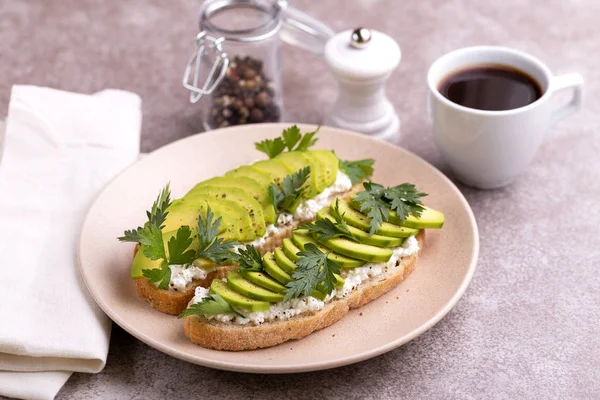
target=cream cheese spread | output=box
[192,235,420,325]
[167,264,215,291]
[293,171,353,221]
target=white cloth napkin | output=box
[0,86,142,400]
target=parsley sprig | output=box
[298,199,358,242]
[178,293,237,318]
[235,245,264,273]
[338,158,374,184]
[269,166,311,215]
[140,205,238,289]
[118,184,172,243]
[195,206,239,264]
[119,184,239,289]
[284,243,341,301]
[354,182,427,234]
[255,125,319,158]
[138,225,197,290]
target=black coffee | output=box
[438,64,542,111]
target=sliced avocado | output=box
[131,230,198,279]
[300,151,328,194]
[185,185,266,237]
[274,247,297,274]
[210,279,270,312]
[275,152,318,197]
[309,150,339,187]
[338,200,418,238]
[292,231,365,269]
[316,209,405,248]
[252,159,293,186]
[226,270,284,302]
[392,206,445,229]
[282,238,302,262]
[262,251,292,285]
[322,238,393,263]
[188,176,276,224]
[225,165,275,187]
[163,196,255,242]
[262,252,327,300]
[242,270,287,294]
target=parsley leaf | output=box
[140,223,187,290]
[167,225,196,265]
[118,183,172,243]
[269,167,311,214]
[143,260,171,290]
[383,183,427,223]
[339,158,375,184]
[282,125,302,151]
[139,224,167,260]
[354,181,427,234]
[147,184,172,229]
[178,293,236,318]
[298,219,353,242]
[118,229,142,243]
[195,205,239,264]
[235,245,264,272]
[284,243,341,301]
[255,125,320,158]
[299,199,358,242]
[294,126,319,151]
[255,137,286,158]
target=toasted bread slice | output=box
[183,231,424,351]
[133,184,363,315]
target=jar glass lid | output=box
[199,0,282,42]
[198,0,334,52]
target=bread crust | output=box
[183,231,424,350]
[132,184,362,315]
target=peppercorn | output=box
[255,91,271,108]
[250,108,263,122]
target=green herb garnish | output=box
[235,245,264,272]
[284,243,341,301]
[338,158,375,184]
[142,205,238,288]
[118,184,238,289]
[255,125,320,158]
[298,199,357,242]
[268,166,311,215]
[118,184,172,243]
[195,206,239,264]
[354,182,427,234]
[178,293,237,318]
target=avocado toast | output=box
[180,182,445,351]
[119,126,373,315]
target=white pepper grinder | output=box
[324,28,401,141]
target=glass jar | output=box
[183,0,334,131]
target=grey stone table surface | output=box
[2,0,599,398]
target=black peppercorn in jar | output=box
[183,0,336,131]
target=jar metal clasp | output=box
[182,32,230,104]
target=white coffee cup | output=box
[427,46,583,189]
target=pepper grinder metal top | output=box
[325,28,401,141]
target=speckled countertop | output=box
[1,0,599,398]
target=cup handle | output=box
[549,73,584,126]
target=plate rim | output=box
[78,123,479,373]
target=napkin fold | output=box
[0,86,141,400]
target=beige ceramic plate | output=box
[79,123,478,373]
